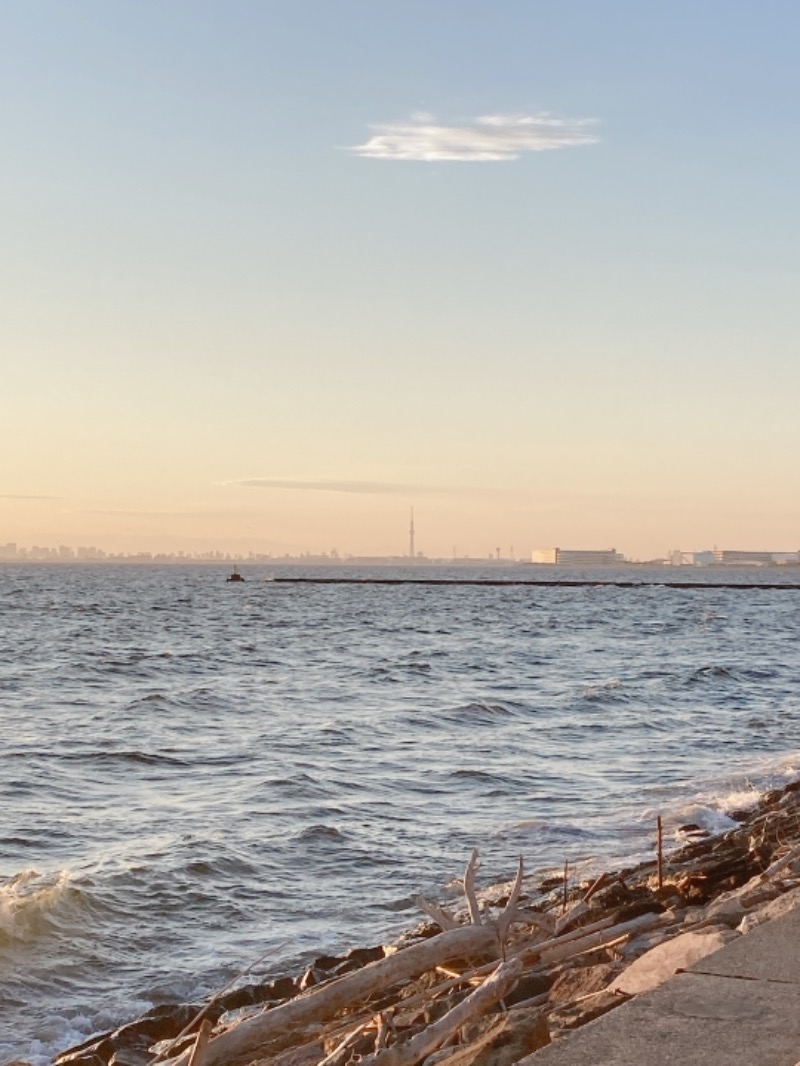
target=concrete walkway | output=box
[520,902,800,1066]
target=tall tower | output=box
[409,507,415,560]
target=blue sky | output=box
[2,1,799,558]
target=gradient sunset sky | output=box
[3,1,799,560]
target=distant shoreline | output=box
[4,558,800,572]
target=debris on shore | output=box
[52,780,800,1066]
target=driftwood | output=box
[186,1021,212,1066]
[315,1022,370,1066]
[533,911,667,967]
[756,843,800,883]
[175,855,525,1066]
[356,958,523,1066]
[176,925,498,1066]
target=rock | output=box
[334,945,387,973]
[116,1003,207,1044]
[435,1007,550,1066]
[737,883,800,932]
[611,899,666,923]
[108,1050,151,1066]
[269,975,301,1000]
[588,881,637,912]
[704,875,782,926]
[728,808,752,822]
[311,953,344,971]
[547,962,620,1004]
[617,922,683,961]
[547,988,627,1031]
[299,965,327,989]
[218,975,300,1012]
[678,823,710,838]
[609,926,739,996]
[704,895,748,926]
[54,1039,115,1066]
[503,972,554,1007]
[53,1004,206,1066]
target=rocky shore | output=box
[48,780,800,1066]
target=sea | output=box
[3,562,800,1064]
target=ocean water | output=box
[3,562,800,1063]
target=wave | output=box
[295,825,345,843]
[0,869,78,944]
[49,750,190,767]
[578,677,627,702]
[683,664,737,685]
[441,701,521,725]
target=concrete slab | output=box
[688,903,800,983]
[519,971,800,1066]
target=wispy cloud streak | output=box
[236,478,433,495]
[351,112,599,162]
[0,493,60,500]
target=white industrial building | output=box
[531,548,624,566]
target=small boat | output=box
[226,566,245,583]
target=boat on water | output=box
[226,566,245,582]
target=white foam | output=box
[0,868,73,941]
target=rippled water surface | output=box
[3,563,800,1062]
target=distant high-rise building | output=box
[409,508,415,559]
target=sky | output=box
[2,0,800,560]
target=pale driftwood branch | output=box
[186,1021,212,1066]
[356,958,524,1066]
[419,912,620,998]
[174,923,501,1066]
[419,1048,459,1066]
[495,857,524,941]
[414,895,461,932]
[513,913,616,960]
[757,843,800,882]
[463,849,482,925]
[315,1021,369,1066]
[532,911,669,968]
[375,1012,395,1052]
[392,965,492,1018]
[418,851,524,936]
[582,872,610,902]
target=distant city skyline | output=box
[3,538,800,567]
[3,3,799,557]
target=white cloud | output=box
[350,112,599,162]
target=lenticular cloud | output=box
[351,112,599,162]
